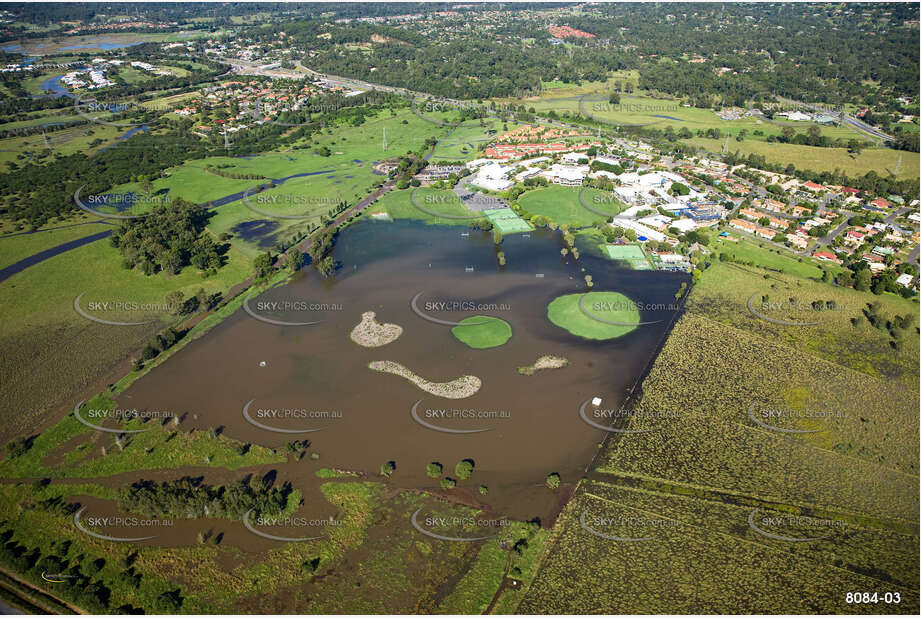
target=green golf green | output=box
[450,315,513,349]
[547,292,640,340]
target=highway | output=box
[776,96,895,143]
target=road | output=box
[776,96,895,143]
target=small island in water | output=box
[368,360,481,399]
[350,311,403,347]
[518,355,569,376]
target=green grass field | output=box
[547,291,640,340]
[517,185,624,228]
[511,86,866,142]
[450,315,513,349]
[369,187,485,226]
[713,235,840,278]
[0,218,112,269]
[0,226,252,443]
[691,137,919,180]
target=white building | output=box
[777,110,811,122]
[547,164,587,186]
[669,218,697,233]
[561,151,590,165]
[470,163,513,192]
[593,155,621,168]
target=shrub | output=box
[455,459,475,480]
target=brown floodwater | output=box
[114,220,688,544]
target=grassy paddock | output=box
[547,291,640,340]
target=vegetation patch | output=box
[450,315,512,349]
[547,292,640,340]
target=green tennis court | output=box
[603,243,652,270]
[483,207,533,234]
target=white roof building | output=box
[561,151,590,164]
[638,214,673,230]
[547,164,588,186]
[471,163,513,192]
[778,110,811,121]
[669,218,697,233]
[594,155,621,168]
[896,273,915,287]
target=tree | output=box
[608,92,620,105]
[854,268,872,291]
[455,459,475,481]
[253,252,274,278]
[287,248,305,272]
[545,473,560,490]
[426,462,443,478]
[440,477,456,490]
[380,461,396,477]
[165,290,184,315]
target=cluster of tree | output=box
[308,227,338,277]
[117,475,293,520]
[139,326,185,364]
[852,301,918,349]
[204,165,266,180]
[0,527,162,613]
[110,198,225,275]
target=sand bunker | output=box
[517,355,569,376]
[350,311,403,347]
[368,361,481,399]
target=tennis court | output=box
[603,243,652,270]
[483,207,533,234]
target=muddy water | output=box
[117,220,688,537]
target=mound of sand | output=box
[350,311,403,347]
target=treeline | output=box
[110,198,225,275]
[118,475,293,520]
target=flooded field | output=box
[113,220,688,542]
